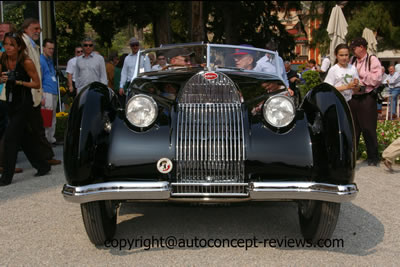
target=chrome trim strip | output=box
[62,182,357,204]
[250,182,358,203]
[62,182,170,203]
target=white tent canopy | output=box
[327,5,348,65]
[362,28,378,55]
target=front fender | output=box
[63,82,118,185]
[302,83,356,184]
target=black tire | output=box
[80,200,118,245]
[298,200,340,244]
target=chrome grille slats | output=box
[174,71,246,196]
[171,183,248,197]
[176,102,245,184]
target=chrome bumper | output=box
[62,181,358,204]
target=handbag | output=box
[370,85,385,104]
[41,108,53,127]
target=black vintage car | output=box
[62,44,358,246]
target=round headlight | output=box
[126,94,158,128]
[263,95,295,128]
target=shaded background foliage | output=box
[55,1,302,64]
[310,1,400,55]
[52,1,400,64]
[55,2,87,65]
[204,1,299,59]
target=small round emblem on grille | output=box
[203,72,218,80]
[157,158,173,174]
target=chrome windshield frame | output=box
[135,43,284,83]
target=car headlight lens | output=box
[263,95,295,128]
[126,94,158,128]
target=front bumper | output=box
[62,181,358,204]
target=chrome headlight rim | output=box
[125,94,158,128]
[262,94,295,128]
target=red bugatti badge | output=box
[157,158,173,174]
[203,72,218,80]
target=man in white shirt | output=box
[319,56,331,80]
[119,37,151,97]
[320,56,331,72]
[66,46,83,96]
[385,65,400,118]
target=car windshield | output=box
[137,44,282,78]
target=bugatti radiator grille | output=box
[176,103,245,184]
[174,71,246,196]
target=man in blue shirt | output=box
[40,39,59,144]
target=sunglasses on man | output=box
[83,44,93,47]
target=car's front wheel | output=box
[80,200,118,245]
[298,200,340,244]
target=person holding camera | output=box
[0,32,50,186]
[0,22,23,175]
[349,37,382,166]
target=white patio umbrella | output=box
[362,27,378,55]
[327,5,348,65]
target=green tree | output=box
[55,1,88,64]
[79,1,302,57]
[3,2,25,28]
[346,2,400,51]
[204,1,302,59]
[298,70,321,97]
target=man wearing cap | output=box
[233,45,256,70]
[75,37,107,94]
[166,48,194,67]
[349,37,382,166]
[119,37,151,97]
